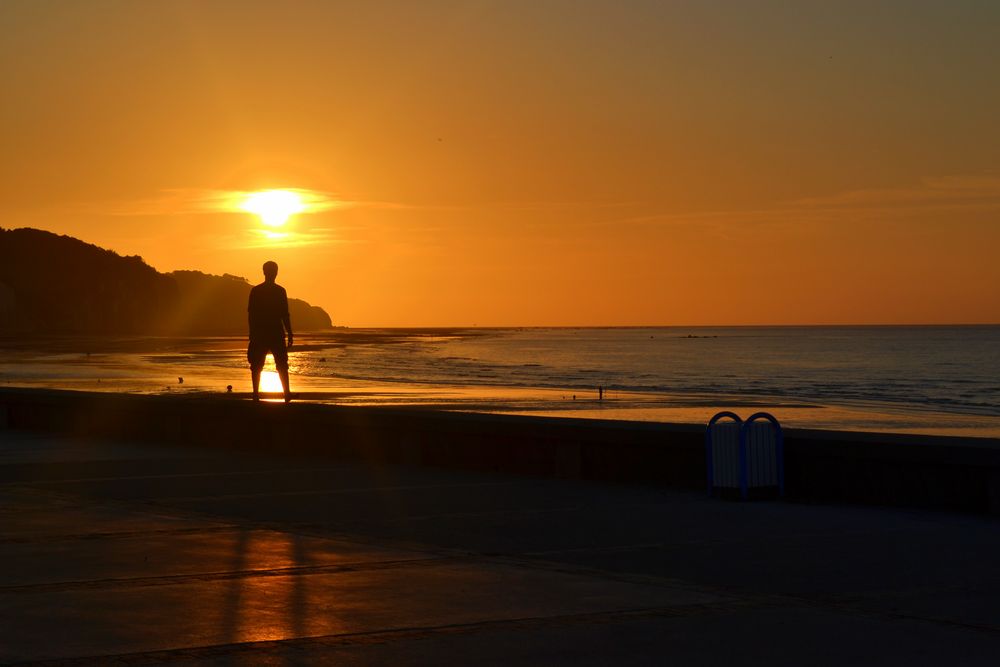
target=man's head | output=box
[262,261,279,282]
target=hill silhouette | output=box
[0,228,332,334]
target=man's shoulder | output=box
[251,282,285,294]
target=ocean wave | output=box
[107,327,1000,418]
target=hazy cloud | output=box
[784,175,1000,212]
[92,188,349,217]
[596,174,1000,230]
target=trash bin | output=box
[706,411,784,500]
[706,411,743,499]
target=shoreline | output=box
[2,387,999,515]
[2,328,998,439]
[5,384,997,441]
[3,375,997,438]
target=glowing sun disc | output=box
[241,190,305,227]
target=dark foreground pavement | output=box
[2,429,999,665]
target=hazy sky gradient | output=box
[2,0,998,325]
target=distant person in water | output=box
[248,261,293,402]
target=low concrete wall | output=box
[2,388,999,514]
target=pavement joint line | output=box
[9,478,528,501]
[9,601,782,666]
[294,505,596,524]
[492,553,1000,636]
[0,484,430,546]
[130,479,531,503]
[0,524,247,545]
[155,496,697,522]
[805,596,1000,636]
[841,606,1000,635]
[522,540,730,555]
[0,465,367,485]
[0,486,474,562]
[110,492,544,560]
[0,549,735,598]
[0,462,542,486]
[329,499,716,524]
[0,483,813,564]
[0,556,455,595]
[828,580,1000,603]
[515,522,934,556]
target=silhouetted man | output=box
[248,261,293,402]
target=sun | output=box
[241,190,305,227]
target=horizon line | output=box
[332,323,1000,330]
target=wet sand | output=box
[2,332,999,438]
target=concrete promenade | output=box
[5,389,1000,514]
[2,426,1000,665]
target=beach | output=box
[1,326,998,438]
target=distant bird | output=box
[178,377,184,384]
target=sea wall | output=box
[2,388,999,515]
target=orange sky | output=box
[1,1,998,326]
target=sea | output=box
[2,326,998,437]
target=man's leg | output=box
[277,366,291,402]
[251,365,262,401]
[274,343,291,402]
[249,343,263,402]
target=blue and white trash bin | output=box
[706,411,784,500]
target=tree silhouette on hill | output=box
[0,228,332,334]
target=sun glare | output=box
[259,370,284,393]
[241,190,305,227]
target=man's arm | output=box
[247,288,255,332]
[282,289,293,348]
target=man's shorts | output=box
[247,337,288,370]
